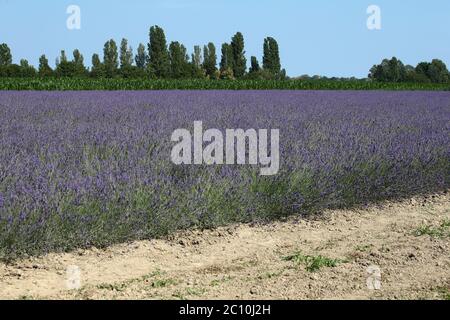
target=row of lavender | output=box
[0,91,449,259]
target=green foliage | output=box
[59,50,68,63]
[416,62,431,80]
[119,65,147,79]
[148,25,170,78]
[219,67,234,80]
[119,38,133,69]
[404,64,427,83]
[169,41,190,79]
[414,220,450,238]
[437,287,450,300]
[369,57,406,82]
[90,54,104,78]
[370,57,450,84]
[56,51,75,77]
[55,50,86,78]
[220,43,234,72]
[151,278,177,288]
[38,55,53,77]
[247,55,285,80]
[2,24,447,84]
[231,32,246,78]
[416,59,450,83]
[0,43,12,66]
[0,78,448,90]
[0,64,20,77]
[263,37,281,77]
[18,59,37,77]
[249,56,260,74]
[203,43,217,79]
[188,45,205,78]
[103,39,119,77]
[283,251,343,272]
[72,49,88,77]
[135,43,147,69]
[192,45,202,69]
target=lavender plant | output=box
[0,91,448,260]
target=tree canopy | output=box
[2,24,449,83]
[369,57,450,83]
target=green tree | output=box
[369,60,385,81]
[230,32,246,78]
[192,45,202,69]
[148,25,170,78]
[169,41,189,78]
[0,43,12,66]
[219,67,234,80]
[220,43,233,72]
[60,50,68,63]
[90,53,104,78]
[73,49,83,65]
[73,49,87,76]
[427,59,449,83]
[120,38,133,69]
[19,59,37,77]
[135,43,147,69]
[369,57,406,82]
[387,57,406,82]
[38,54,53,77]
[249,56,260,74]
[203,42,217,78]
[189,45,205,78]
[103,39,119,77]
[415,62,430,78]
[0,64,20,77]
[246,56,263,79]
[263,37,281,76]
[56,50,77,77]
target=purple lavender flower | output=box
[0,90,448,258]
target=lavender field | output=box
[0,91,449,260]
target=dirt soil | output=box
[1,193,449,300]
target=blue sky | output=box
[1,0,449,77]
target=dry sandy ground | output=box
[0,193,449,300]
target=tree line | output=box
[1,27,449,83]
[369,57,450,83]
[0,26,285,80]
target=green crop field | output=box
[0,78,449,91]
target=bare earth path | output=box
[1,193,449,300]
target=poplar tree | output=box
[38,55,53,77]
[219,43,233,71]
[263,37,281,75]
[169,41,189,78]
[203,42,217,78]
[231,32,246,78]
[73,49,87,76]
[0,43,12,66]
[120,38,133,68]
[148,25,170,78]
[103,39,119,77]
[135,43,147,69]
[91,53,104,77]
[60,50,68,63]
[19,59,36,77]
[249,56,260,74]
[192,45,202,69]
